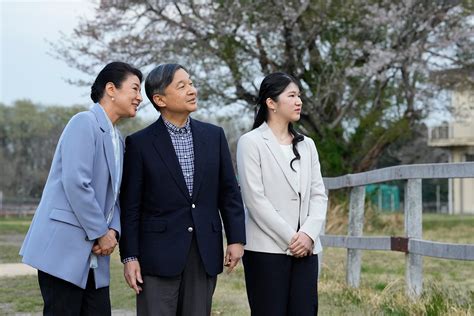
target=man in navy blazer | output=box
[20,62,143,315]
[119,64,246,315]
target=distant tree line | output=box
[0,100,449,207]
[0,100,249,202]
[0,100,146,201]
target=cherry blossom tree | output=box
[54,0,473,175]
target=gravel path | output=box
[0,263,36,277]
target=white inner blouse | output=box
[279,144,300,193]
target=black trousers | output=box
[38,269,111,316]
[243,250,319,316]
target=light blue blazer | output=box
[20,103,123,289]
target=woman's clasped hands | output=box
[288,232,313,257]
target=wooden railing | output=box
[321,162,474,298]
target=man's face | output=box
[157,68,198,114]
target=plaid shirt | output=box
[123,117,195,264]
[163,117,195,196]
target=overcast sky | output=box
[1,0,97,106]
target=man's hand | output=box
[224,243,244,273]
[124,260,143,294]
[97,229,118,256]
[288,232,313,258]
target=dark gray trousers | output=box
[137,237,217,316]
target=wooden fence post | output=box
[405,179,423,298]
[347,186,365,288]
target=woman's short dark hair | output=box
[145,63,188,112]
[253,72,304,171]
[90,62,143,103]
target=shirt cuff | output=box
[122,256,138,264]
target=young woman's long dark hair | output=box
[253,72,304,171]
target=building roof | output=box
[430,66,474,90]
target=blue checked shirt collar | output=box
[163,117,191,135]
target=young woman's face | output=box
[272,82,302,122]
[113,74,143,118]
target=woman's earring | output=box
[111,97,115,101]
[273,109,277,113]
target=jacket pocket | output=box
[142,220,167,233]
[49,208,81,228]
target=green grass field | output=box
[0,214,472,315]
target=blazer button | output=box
[188,227,194,233]
[191,204,196,209]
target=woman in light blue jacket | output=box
[20,62,143,315]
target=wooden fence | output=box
[320,162,474,298]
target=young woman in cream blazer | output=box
[237,72,328,315]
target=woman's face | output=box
[271,82,302,123]
[113,74,143,118]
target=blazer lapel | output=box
[91,104,117,196]
[117,131,125,186]
[298,140,310,199]
[260,123,299,195]
[152,117,191,200]
[190,118,208,202]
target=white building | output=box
[428,67,474,214]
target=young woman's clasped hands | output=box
[289,231,314,257]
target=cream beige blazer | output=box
[237,122,328,255]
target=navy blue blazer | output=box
[119,117,246,277]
